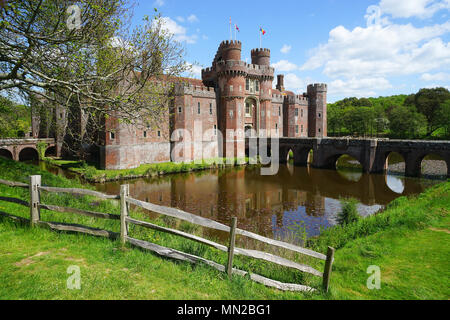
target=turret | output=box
[217,40,242,62]
[251,48,271,66]
[276,74,285,91]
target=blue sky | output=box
[132,0,450,102]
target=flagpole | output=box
[235,25,237,41]
[229,18,232,40]
[260,29,262,48]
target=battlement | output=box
[251,48,271,66]
[219,40,242,49]
[251,48,271,56]
[287,94,309,105]
[307,83,328,92]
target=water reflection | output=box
[93,164,443,244]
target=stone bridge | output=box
[248,137,450,178]
[0,138,57,161]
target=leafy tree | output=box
[413,88,450,136]
[0,96,31,138]
[0,0,189,153]
[388,106,427,139]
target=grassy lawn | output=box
[0,157,448,300]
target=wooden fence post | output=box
[322,246,335,292]
[120,184,130,246]
[226,217,237,280]
[29,175,41,226]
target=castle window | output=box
[59,113,63,119]
[279,107,281,116]
[301,109,304,117]
[318,128,321,133]
[239,85,242,92]
[198,102,201,114]
[143,131,147,138]
[246,79,250,91]
[214,125,217,135]
[295,125,299,134]
[255,81,259,92]
[209,103,213,115]
[318,113,321,118]
[158,131,161,137]
[301,125,304,133]
[245,103,251,116]
[178,107,182,113]
[275,123,278,132]
[229,110,234,118]
[110,132,115,140]
[295,108,299,117]
[230,85,233,92]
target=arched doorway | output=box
[19,148,39,162]
[0,149,13,160]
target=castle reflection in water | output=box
[95,164,437,244]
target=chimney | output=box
[276,74,285,91]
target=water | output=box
[89,161,444,245]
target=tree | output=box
[413,88,450,136]
[388,106,427,139]
[0,0,189,152]
[0,96,31,138]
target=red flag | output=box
[235,24,240,32]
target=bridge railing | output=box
[0,176,335,293]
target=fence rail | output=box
[0,176,335,293]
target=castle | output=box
[31,40,327,170]
[99,40,327,170]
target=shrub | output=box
[337,198,360,226]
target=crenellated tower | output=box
[250,48,274,136]
[215,40,247,158]
[307,84,328,138]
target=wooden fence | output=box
[0,176,335,293]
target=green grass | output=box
[0,157,448,300]
[44,157,255,183]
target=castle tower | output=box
[216,40,246,159]
[307,84,327,138]
[250,48,274,137]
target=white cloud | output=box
[185,63,203,78]
[280,44,292,54]
[379,0,450,19]
[272,60,299,72]
[176,16,185,23]
[301,21,450,80]
[421,72,450,81]
[156,17,198,44]
[154,0,165,7]
[283,74,313,92]
[328,77,392,97]
[187,14,199,23]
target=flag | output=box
[235,24,240,32]
[260,27,266,35]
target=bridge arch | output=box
[406,151,450,178]
[0,148,13,160]
[18,147,39,162]
[45,146,57,157]
[322,152,364,171]
[384,151,406,175]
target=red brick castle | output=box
[33,40,328,170]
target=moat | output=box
[38,155,446,245]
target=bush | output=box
[337,198,360,226]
